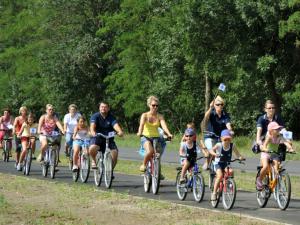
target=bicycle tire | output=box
[94,151,103,186]
[55,146,59,167]
[2,142,7,161]
[4,141,10,162]
[68,146,73,171]
[276,171,291,210]
[176,170,187,200]
[193,173,205,202]
[222,178,236,210]
[24,148,32,176]
[42,162,48,177]
[80,151,90,183]
[152,157,161,195]
[256,171,269,208]
[104,152,113,189]
[144,162,151,193]
[211,176,221,208]
[50,148,57,179]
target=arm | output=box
[137,113,146,136]
[63,114,68,133]
[209,144,219,157]
[256,127,263,145]
[159,114,172,138]
[72,126,78,139]
[261,135,271,152]
[283,141,295,152]
[226,122,234,135]
[55,120,65,134]
[90,122,96,137]
[12,117,18,135]
[179,145,185,156]
[113,123,124,137]
[232,144,244,160]
[18,123,26,138]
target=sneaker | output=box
[256,177,263,190]
[14,162,17,168]
[139,164,146,172]
[211,192,217,201]
[72,165,78,172]
[17,163,22,171]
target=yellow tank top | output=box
[142,120,160,137]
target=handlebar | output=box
[229,158,246,164]
[179,155,208,160]
[95,132,116,139]
[265,150,296,154]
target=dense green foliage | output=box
[0,0,299,135]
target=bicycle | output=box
[23,136,38,176]
[41,132,61,179]
[93,132,115,189]
[143,136,170,195]
[176,156,205,202]
[256,150,295,210]
[0,128,13,162]
[210,158,245,210]
[72,138,90,183]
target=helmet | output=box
[252,143,261,154]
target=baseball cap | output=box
[267,122,283,131]
[221,129,232,139]
[184,128,195,136]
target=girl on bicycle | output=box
[72,116,89,172]
[209,129,244,201]
[179,128,208,184]
[0,108,14,149]
[17,113,38,170]
[256,122,295,190]
[137,96,173,172]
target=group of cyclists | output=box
[0,95,296,206]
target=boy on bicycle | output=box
[209,129,244,201]
[179,128,208,184]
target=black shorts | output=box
[90,136,118,153]
[15,137,22,152]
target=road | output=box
[0,158,299,225]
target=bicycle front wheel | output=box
[193,173,205,202]
[104,152,113,189]
[211,176,221,208]
[152,157,161,195]
[3,141,10,162]
[50,148,57,179]
[94,151,103,186]
[80,151,90,183]
[276,171,291,210]
[222,178,236,210]
[176,170,187,201]
[256,171,269,208]
[24,148,32,176]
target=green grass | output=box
[115,134,300,160]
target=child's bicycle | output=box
[23,136,38,176]
[93,132,115,189]
[210,158,245,210]
[176,156,205,202]
[72,138,90,183]
[41,132,61,179]
[0,128,12,162]
[143,136,170,195]
[256,150,296,210]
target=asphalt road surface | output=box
[0,158,299,225]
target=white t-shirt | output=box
[63,113,81,133]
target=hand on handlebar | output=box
[117,131,124,137]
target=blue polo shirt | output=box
[205,109,231,137]
[90,112,117,135]
[256,114,284,137]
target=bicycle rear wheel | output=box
[211,177,221,208]
[50,148,57,179]
[222,178,236,210]
[193,173,205,202]
[3,141,10,162]
[176,170,187,200]
[24,148,32,176]
[152,157,161,195]
[94,151,103,186]
[276,171,291,210]
[80,151,90,183]
[104,152,113,189]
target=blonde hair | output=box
[19,106,27,114]
[68,104,77,110]
[187,122,195,130]
[147,95,159,107]
[46,104,54,110]
[215,96,225,105]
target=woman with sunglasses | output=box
[201,96,233,169]
[137,95,173,172]
[256,100,285,146]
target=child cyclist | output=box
[209,129,244,201]
[256,122,295,190]
[72,116,89,172]
[17,113,38,170]
[179,128,208,184]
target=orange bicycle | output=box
[256,150,295,210]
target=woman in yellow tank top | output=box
[137,96,173,172]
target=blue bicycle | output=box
[176,156,205,202]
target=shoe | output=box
[256,177,263,190]
[211,192,217,201]
[179,178,186,184]
[160,173,165,180]
[17,163,22,171]
[32,155,36,160]
[139,164,146,172]
[72,165,78,172]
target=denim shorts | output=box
[65,132,73,147]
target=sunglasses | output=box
[266,107,275,110]
[215,104,224,106]
[185,135,193,137]
[223,138,231,141]
[151,104,159,107]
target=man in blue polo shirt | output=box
[89,101,124,171]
